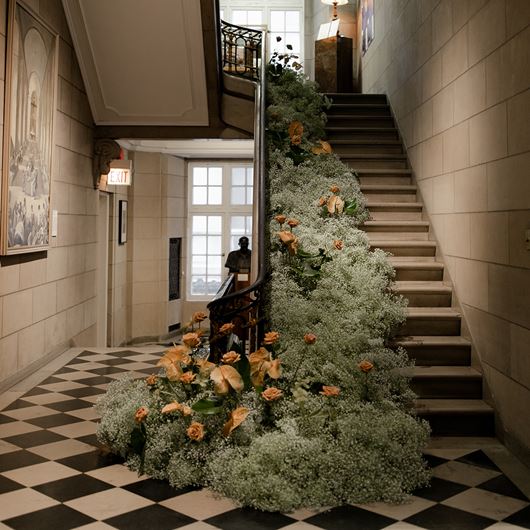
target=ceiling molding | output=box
[119,139,254,158]
[62,0,209,126]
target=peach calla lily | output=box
[222,407,250,436]
[210,365,244,395]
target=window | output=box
[187,162,254,300]
[230,215,253,250]
[220,2,304,63]
[190,215,223,296]
[231,166,253,205]
[232,9,263,28]
[270,10,301,55]
[192,166,222,205]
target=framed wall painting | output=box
[118,200,127,244]
[1,0,59,255]
[361,0,374,55]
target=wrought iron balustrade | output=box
[221,20,262,81]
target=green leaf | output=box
[192,397,224,415]
[130,426,146,455]
[236,353,252,390]
[345,199,358,216]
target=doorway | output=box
[96,192,109,346]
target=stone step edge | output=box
[361,184,417,191]
[414,399,493,414]
[366,202,423,209]
[392,335,470,346]
[339,153,408,159]
[393,282,452,293]
[364,220,430,227]
[411,366,481,378]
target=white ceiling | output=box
[120,139,254,159]
[62,0,209,126]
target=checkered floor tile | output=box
[0,348,529,530]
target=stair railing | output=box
[207,20,268,361]
[220,20,262,81]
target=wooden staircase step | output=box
[331,142,404,155]
[326,116,396,128]
[365,220,430,241]
[411,366,483,399]
[390,260,444,281]
[370,240,437,257]
[401,307,462,336]
[367,202,423,220]
[414,399,495,436]
[325,127,400,140]
[356,169,412,185]
[393,281,452,307]
[360,184,417,202]
[392,335,471,366]
[325,93,388,104]
[327,103,391,116]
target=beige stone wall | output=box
[361,0,530,457]
[0,0,97,388]
[126,152,186,342]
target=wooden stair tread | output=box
[356,169,412,174]
[361,184,416,191]
[370,240,437,247]
[412,366,481,378]
[364,220,429,227]
[389,260,444,269]
[414,399,493,414]
[406,307,461,317]
[326,126,398,132]
[366,202,423,208]
[394,335,470,346]
[330,139,401,145]
[393,281,452,292]
[339,153,407,159]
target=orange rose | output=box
[287,219,299,228]
[304,333,317,345]
[330,185,340,194]
[180,371,196,384]
[161,402,181,414]
[182,332,201,348]
[192,311,208,323]
[146,375,158,386]
[333,239,344,250]
[288,121,304,145]
[278,230,299,255]
[222,351,241,364]
[274,214,287,225]
[318,196,327,207]
[262,387,283,401]
[312,140,333,155]
[219,322,235,335]
[134,406,148,423]
[263,331,280,345]
[320,385,340,397]
[359,360,374,373]
[187,422,205,441]
[180,405,193,416]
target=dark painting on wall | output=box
[361,0,374,55]
[1,0,59,254]
[169,237,182,301]
[118,200,127,244]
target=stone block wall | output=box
[0,0,97,388]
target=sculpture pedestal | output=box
[315,36,353,93]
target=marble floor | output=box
[0,347,529,530]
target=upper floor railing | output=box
[220,20,262,81]
[208,20,267,361]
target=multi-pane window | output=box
[192,166,222,205]
[270,10,301,54]
[188,162,254,299]
[232,9,263,28]
[231,166,253,205]
[220,3,304,63]
[190,215,223,296]
[230,215,253,250]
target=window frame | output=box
[187,160,254,302]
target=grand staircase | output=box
[325,93,495,437]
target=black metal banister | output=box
[208,19,267,360]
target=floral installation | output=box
[96,52,430,512]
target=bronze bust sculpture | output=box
[225,236,251,273]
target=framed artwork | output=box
[361,0,374,55]
[118,200,127,244]
[1,0,59,255]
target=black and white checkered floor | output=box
[0,347,529,530]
